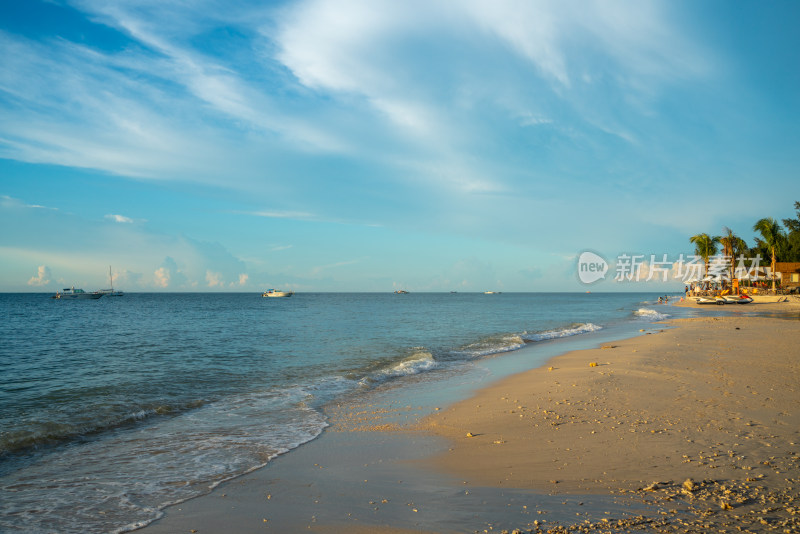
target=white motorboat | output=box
[262,289,293,298]
[53,287,104,300]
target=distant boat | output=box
[484,291,501,294]
[98,266,124,297]
[394,290,409,294]
[262,289,293,298]
[53,287,104,300]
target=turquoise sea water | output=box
[0,292,691,533]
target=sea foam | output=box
[523,322,603,342]
[634,308,670,321]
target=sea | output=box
[0,292,698,533]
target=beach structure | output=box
[776,262,800,290]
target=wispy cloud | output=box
[105,214,135,223]
[310,258,361,275]
[1,195,57,210]
[250,210,316,220]
[0,0,712,206]
[0,0,745,293]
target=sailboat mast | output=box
[109,265,113,292]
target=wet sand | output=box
[139,305,800,533]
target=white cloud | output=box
[27,265,51,286]
[206,270,223,287]
[106,214,134,223]
[238,273,249,286]
[154,267,170,287]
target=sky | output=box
[1,0,798,292]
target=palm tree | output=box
[718,227,749,284]
[689,233,720,276]
[753,218,785,291]
[718,227,738,282]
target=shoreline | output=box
[138,303,800,533]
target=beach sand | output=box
[139,304,800,533]
[417,308,800,532]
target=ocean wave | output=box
[456,334,527,358]
[522,322,603,342]
[0,402,194,457]
[384,350,438,376]
[633,308,670,321]
[454,323,603,359]
[359,350,439,387]
[3,386,330,534]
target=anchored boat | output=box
[98,266,124,297]
[53,287,104,300]
[262,289,293,298]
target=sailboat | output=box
[98,266,124,297]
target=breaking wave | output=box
[633,308,670,321]
[523,322,603,342]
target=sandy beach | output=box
[418,301,800,532]
[140,300,800,533]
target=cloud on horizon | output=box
[27,264,51,286]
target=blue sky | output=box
[1,0,798,292]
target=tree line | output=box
[690,201,800,290]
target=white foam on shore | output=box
[523,322,603,342]
[381,350,438,378]
[458,334,527,358]
[634,308,670,321]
